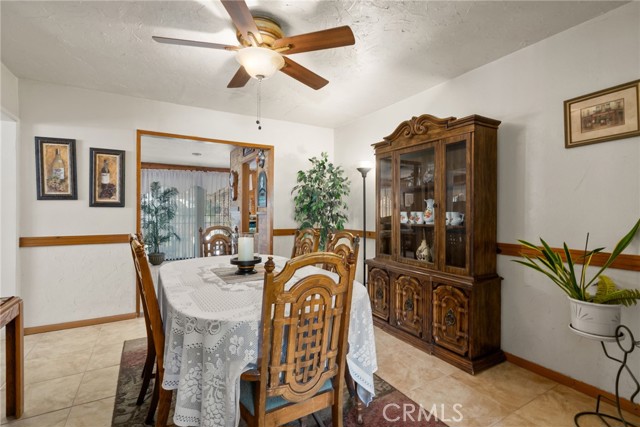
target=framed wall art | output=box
[564,79,640,148]
[35,137,78,200]
[89,148,125,207]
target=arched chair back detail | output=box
[239,252,357,427]
[199,225,237,257]
[291,228,320,258]
[324,231,360,273]
[130,234,173,427]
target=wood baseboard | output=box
[505,352,640,417]
[24,312,138,335]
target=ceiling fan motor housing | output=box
[236,16,284,48]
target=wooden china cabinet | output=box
[366,114,504,374]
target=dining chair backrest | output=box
[130,234,173,426]
[324,230,360,273]
[200,225,236,257]
[128,234,157,407]
[291,228,320,258]
[242,252,356,425]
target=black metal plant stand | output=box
[574,325,639,427]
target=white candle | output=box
[237,236,254,261]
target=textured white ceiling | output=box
[141,135,234,168]
[1,1,627,128]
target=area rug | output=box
[112,338,448,427]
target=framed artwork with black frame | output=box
[89,148,125,207]
[35,136,78,200]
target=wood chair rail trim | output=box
[498,242,639,271]
[19,234,130,247]
[17,231,640,271]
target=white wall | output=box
[1,62,20,118]
[18,80,333,327]
[1,63,20,298]
[335,3,640,396]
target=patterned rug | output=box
[112,338,448,427]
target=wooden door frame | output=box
[135,129,275,313]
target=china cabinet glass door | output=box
[444,137,468,271]
[397,146,436,266]
[377,156,393,256]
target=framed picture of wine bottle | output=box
[35,137,78,200]
[89,148,125,207]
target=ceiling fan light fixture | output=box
[236,47,284,80]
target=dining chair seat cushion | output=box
[239,378,333,416]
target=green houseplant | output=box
[514,218,640,336]
[291,152,350,248]
[141,181,180,265]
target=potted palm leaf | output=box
[514,218,640,337]
[141,181,180,265]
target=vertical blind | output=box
[141,169,229,260]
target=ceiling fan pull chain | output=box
[256,77,262,130]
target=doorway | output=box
[135,130,274,256]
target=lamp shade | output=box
[236,47,285,80]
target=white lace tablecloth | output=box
[158,255,378,427]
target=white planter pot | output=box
[568,297,621,337]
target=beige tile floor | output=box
[1,318,638,426]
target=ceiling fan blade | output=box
[280,57,328,90]
[227,66,251,88]
[273,26,355,55]
[152,36,237,51]
[220,0,263,46]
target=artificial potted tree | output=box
[514,218,640,336]
[291,152,350,248]
[141,181,180,265]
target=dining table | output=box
[158,254,378,427]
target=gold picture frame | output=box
[564,79,640,148]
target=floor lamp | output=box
[357,162,372,286]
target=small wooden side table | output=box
[0,296,24,419]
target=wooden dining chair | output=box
[239,251,356,427]
[199,225,236,257]
[128,234,156,410]
[323,230,364,424]
[291,228,320,258]
[130,234,173,427]
[323,231,360,273]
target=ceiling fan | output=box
[152,0,355,90]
